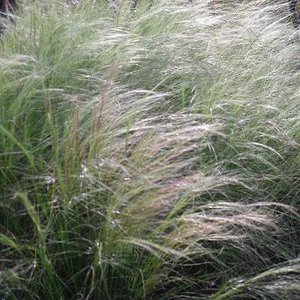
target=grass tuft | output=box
[0,0,299,299]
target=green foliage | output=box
[0,0,299,299]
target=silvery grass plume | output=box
[211,257,300,300]
[0,0,299,299]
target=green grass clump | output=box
[0,0,299,299]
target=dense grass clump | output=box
[0,0,299,299]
